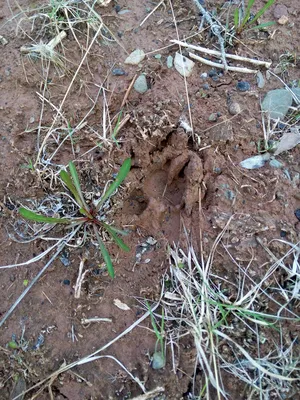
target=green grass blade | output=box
[105,225,129,236]
[250,0,276,25]
[93,225,114,278]
[102,222,130,252]
[60,170,82,205]
[247,20,276,30]
[19,207,70,224]
[241,0,255,27]
[97,235,115,278]
[234,8,239,30]
[68,161,91,212]
[96,158,131,210]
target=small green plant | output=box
[21,158,35,171]
[234,0,276,35]
[146,302,166,369]
[19,158,131,278]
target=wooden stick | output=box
[171,39,272,68]
[189,52,258,74]
[121,74,137,108]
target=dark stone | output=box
[115,5,121,12]
[236,81,250,92]
[112,68,126,76]
[202,83,210,90]
[280,230,287,237]
[295,209,300,221]
[63,279,70,285]
[208,69,217,77]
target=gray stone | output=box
[166,55,173,68]
[261,89,293,119]
[273,4,288,19]
[208,113,218,122]
[256,71,265,88]
[269,159,283,168]
[124,49,145,65]
[134,74,148,94]
[151,351,166,369]
[174,52,194,77]
[240,153,271,170]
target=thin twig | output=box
[81,317,112,324]
[171,39,272,68]
[140,0,165,27]
[189,52,257,73]
[121,74,137,108]
[74,257,88,299]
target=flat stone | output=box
[261,89,293,119]
[134,74,148,94]
[124,49,145,65]
[174,53,195,77]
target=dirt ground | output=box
[0,0,300,399]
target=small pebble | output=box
[200,72,208,79]
[208,69,217,77]
[115,4,121,12]
[134,74,148,94]
[208,113,218,122]
[278,15,289,25]
[154,54,161,59]
[256,71,265,89]
[228,102,241,115]
[63,279,70,285]
[0,35,8,45]
[166,55,173,68]
[211,75,219,82]
[295,209,300,221]
[118,9,131,15]
[236,81,250,92]
[174,53,195,77]
[151,351,166,369]
[124,49,145,65]
[112,67,126,76]
[280,230,287,238]
[202,83,210,90]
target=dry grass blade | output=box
[163,216,300,398]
